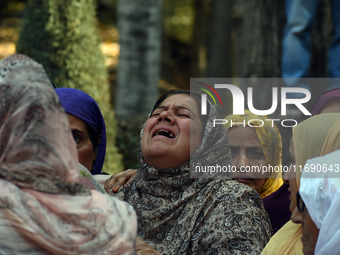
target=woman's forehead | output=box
[160,94,197,108]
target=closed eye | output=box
[177,113,190,118]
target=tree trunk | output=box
[190,0,208,78]
[17,0,123,174]
[206,0,233,77]
[309,0,328,78]
[115,0,162,115]
[233,0,285,78]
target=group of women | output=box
[1,53,340,254]
[104,85,340,254]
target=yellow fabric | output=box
[224,110,283,198]
[261,113,340,255]
[261,220,303,255]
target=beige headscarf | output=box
[293,113,340,183]
[225,110,283,198]
[261,113,340,255]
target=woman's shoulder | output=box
[203,179,264,207]
[207,179,259,195]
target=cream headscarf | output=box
[261,113,340,255]
[224,110,283,198]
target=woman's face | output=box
[141,94,203,169]
[291,201,319,255]
[228,126,267,192]
[289,137,319,255]
[67,114,95,172]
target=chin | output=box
[143,149,189,169]
[301,236,315,255]
[144,156,187,169]
[302,246,315,255]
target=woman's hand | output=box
[136,238,162,255]
[104,169,137,193]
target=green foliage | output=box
[17,0,123,175]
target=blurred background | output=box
[0,0,333,173]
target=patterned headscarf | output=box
[55,88,106,174]
[116,92,272,254]
[224,110,283,198]
[0,54,136,254]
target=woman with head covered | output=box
[0,54,136,254]
[224,110,283,198]
[108,110,285,197]
[224,110,290,234]
[106,90,272,254]
[290,114,340,255]
[293,149,340,255]
[55,87,106,175]
[262,113,340,255]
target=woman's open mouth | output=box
[152,128,175,139]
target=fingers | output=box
[104,169,138,193]
[123,169,138,186]
[135,238,162,255]
[104,174,124,193]
[104,174,118,193]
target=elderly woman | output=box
[292,149,340,255]
[261,113,340,255]
[290,114,340,255]
[106,90,272,254]
[55,87,106,175]
[0,54,136,254]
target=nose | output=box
[284,164,295,184]
[291,206,304,224]
[234,153,248,170]
[158,110,175,124]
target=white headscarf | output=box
[300,150,340,255]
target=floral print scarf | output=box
[0,54,136,254]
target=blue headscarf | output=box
[55,88,106,174]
